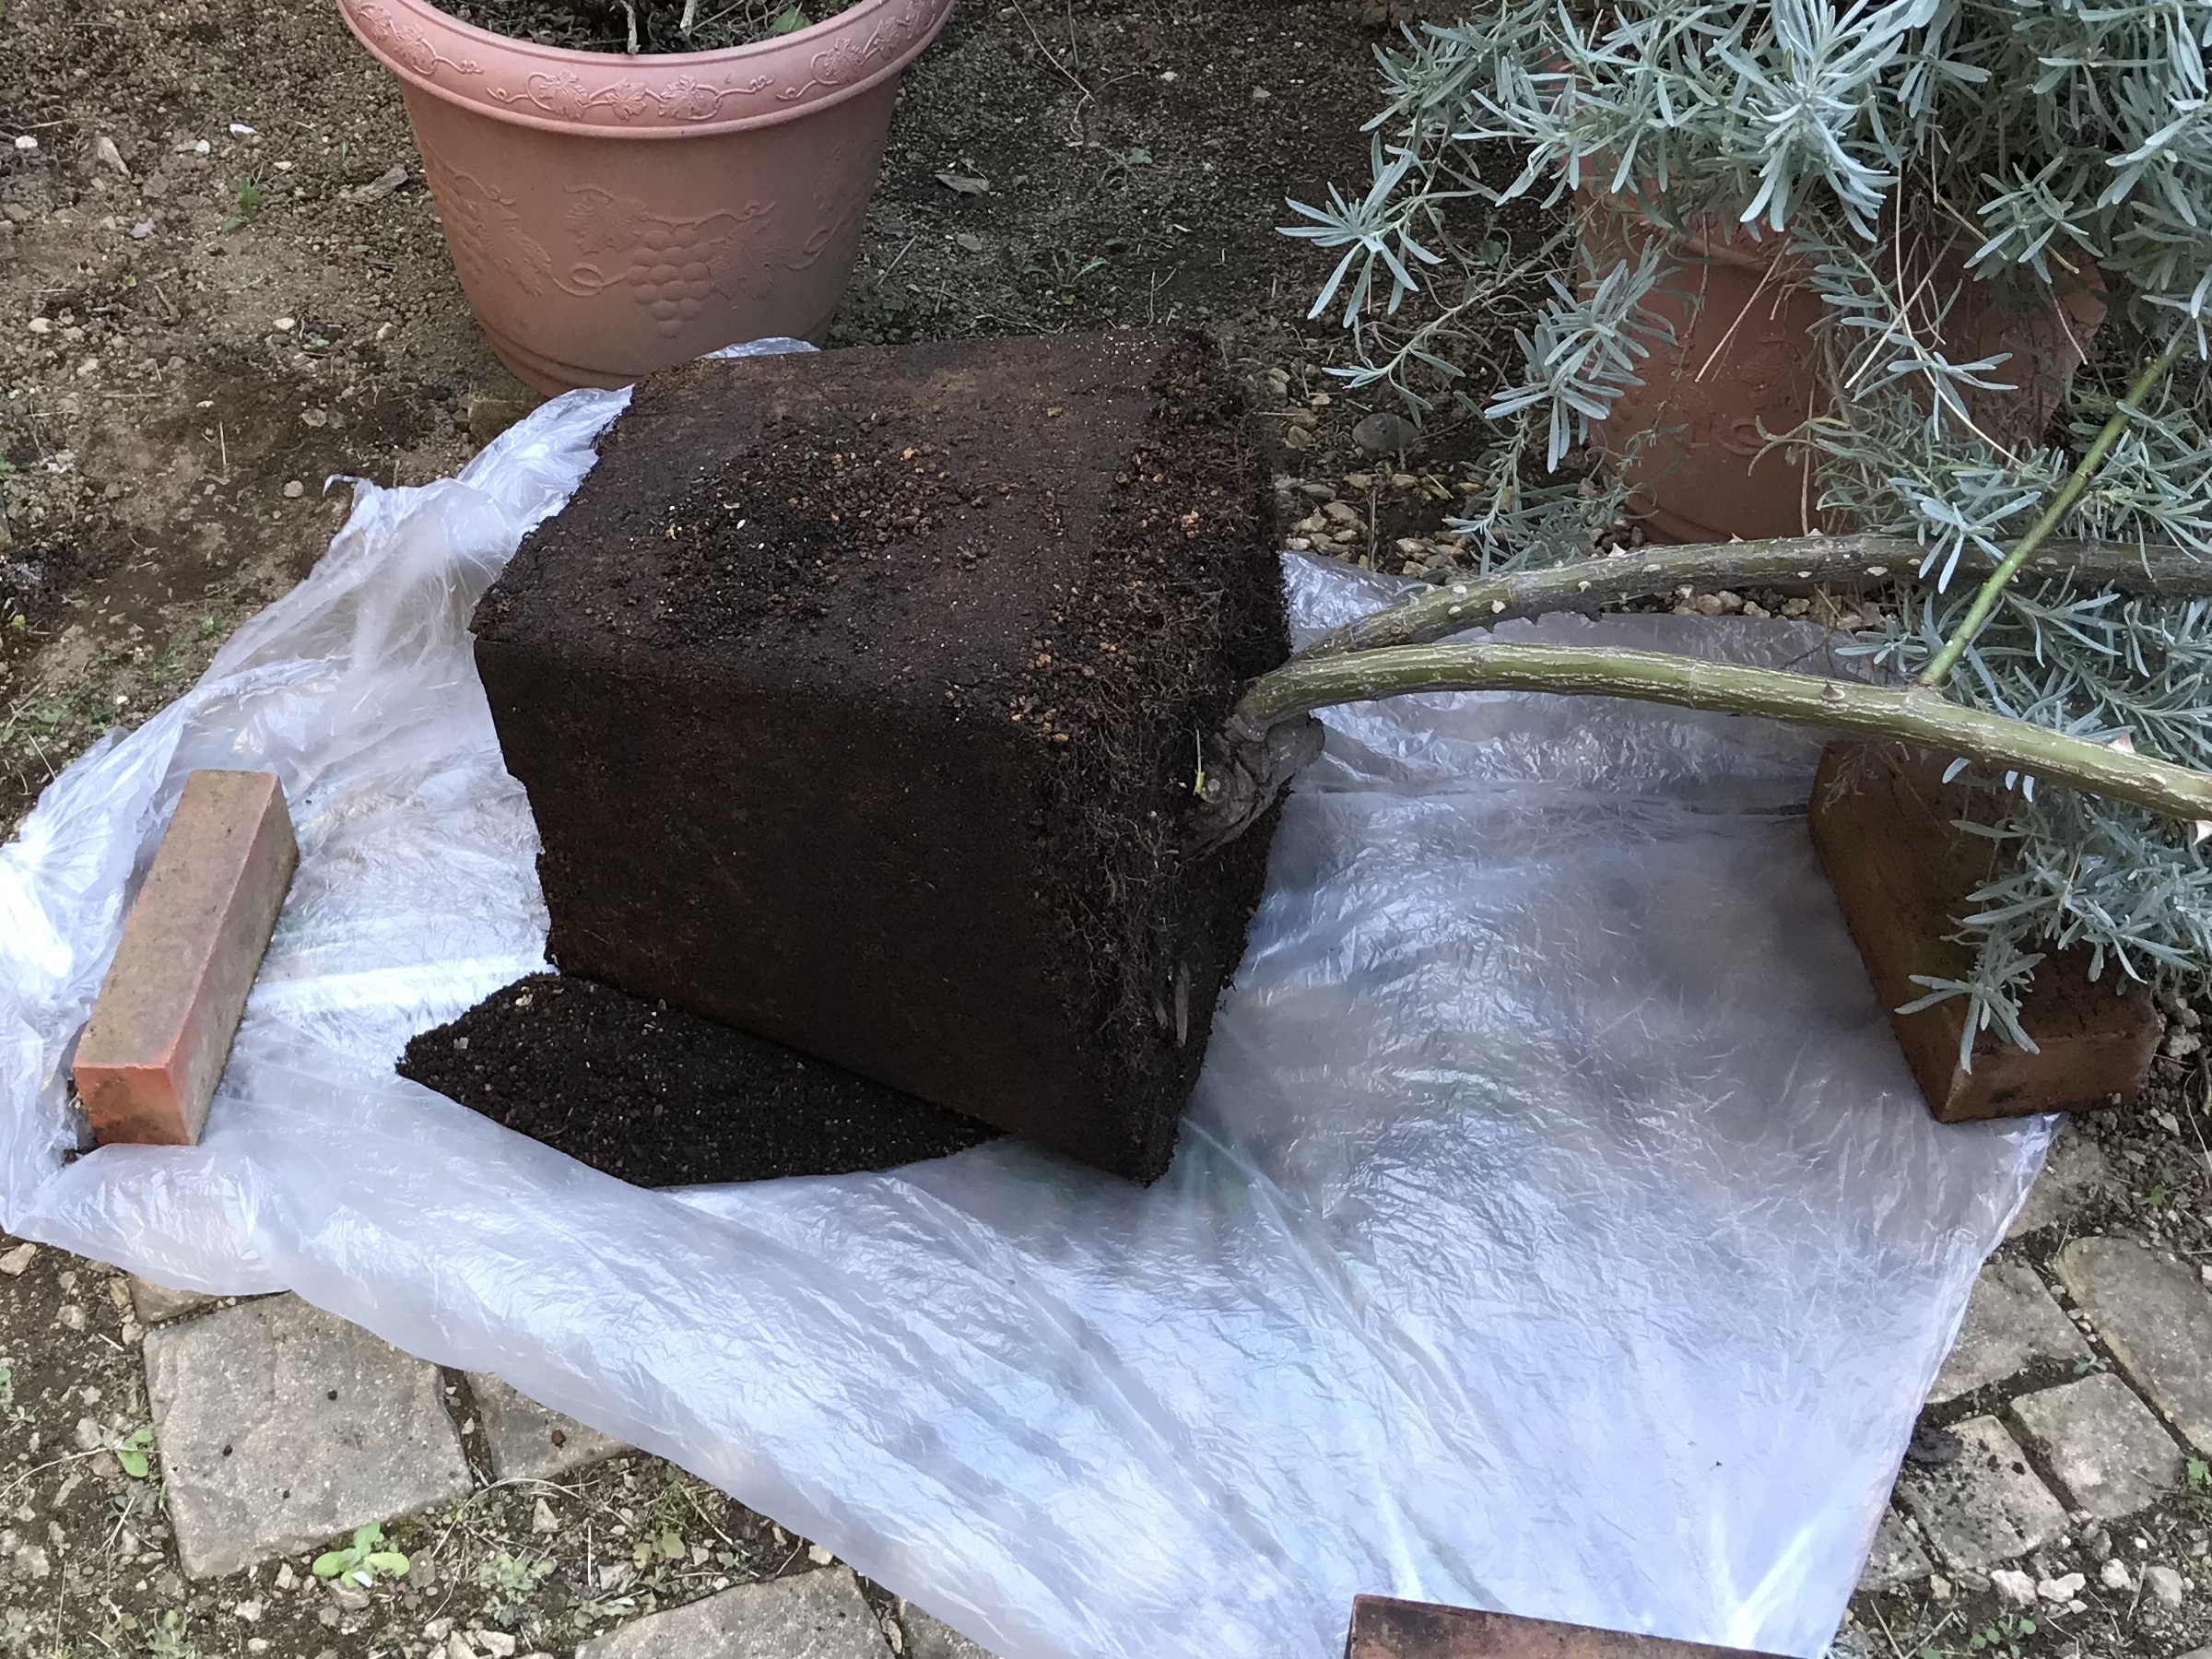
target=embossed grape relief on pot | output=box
[559,189,781,334]
[485,70,775,124]
[779,0,936,100]
[418,154,556,300]
[349,1,483,79]
[421,145,875,335]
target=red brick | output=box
[1807,740,2158,1122]
[1346,1599,1787,1659]
[73,771,298,1146]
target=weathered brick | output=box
[1809,743,2157,1120]
[73,770,297,1146]
[1344,1599,1786,1659]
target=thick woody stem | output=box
[1297,530,2212,662]
[1190,640,2212,851]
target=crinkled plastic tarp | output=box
[0,342,2045,1659]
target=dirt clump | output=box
[400,972,1001,1183]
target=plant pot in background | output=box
[1582,205,2107,544]
[337,0,954,394]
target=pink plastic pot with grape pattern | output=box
[337,0,955,394]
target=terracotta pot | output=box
[1582,203,2107,545]
[336,0,954,394]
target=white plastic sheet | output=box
[0,349,2045,1659]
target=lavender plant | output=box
[1278,0,2212,1058]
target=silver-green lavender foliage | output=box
[1287,0,2212,1052]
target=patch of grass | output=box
[220,174,266,232]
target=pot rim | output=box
[336,0,955,138]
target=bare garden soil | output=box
[437,0,819,54]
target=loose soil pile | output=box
[435,0,820,53]
[473,330,1286,1182]
[399,973,1000,1184]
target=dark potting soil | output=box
[432,0,826,53]
[473,331,1286,1182]
[399,973,1000,1184]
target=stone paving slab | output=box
[575,1566,890,1658]
[1859,1509,1935,1594]
[127,1274,221,1326]
[2010,1372,2186,1519]
[1928,1260,2089,1404]
[2054,1236,2212,1452]
[1896,1415,2069,1572]
[2006,1124,2112,1240]
[144,1293,474,1579]
[468,1372,629,1481]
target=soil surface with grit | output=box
[399,973,1000,1184]
[436,0,824,53]
[472,330,1287,1182]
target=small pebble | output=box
[2101,1559,2135,1592]
[1350,410,1419,457]
[2144,1564,2184,1606]
[1991,1567,2037,1606]
[806,1544,834,1566]
[13,135,37,153]
[282,480,305,499]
